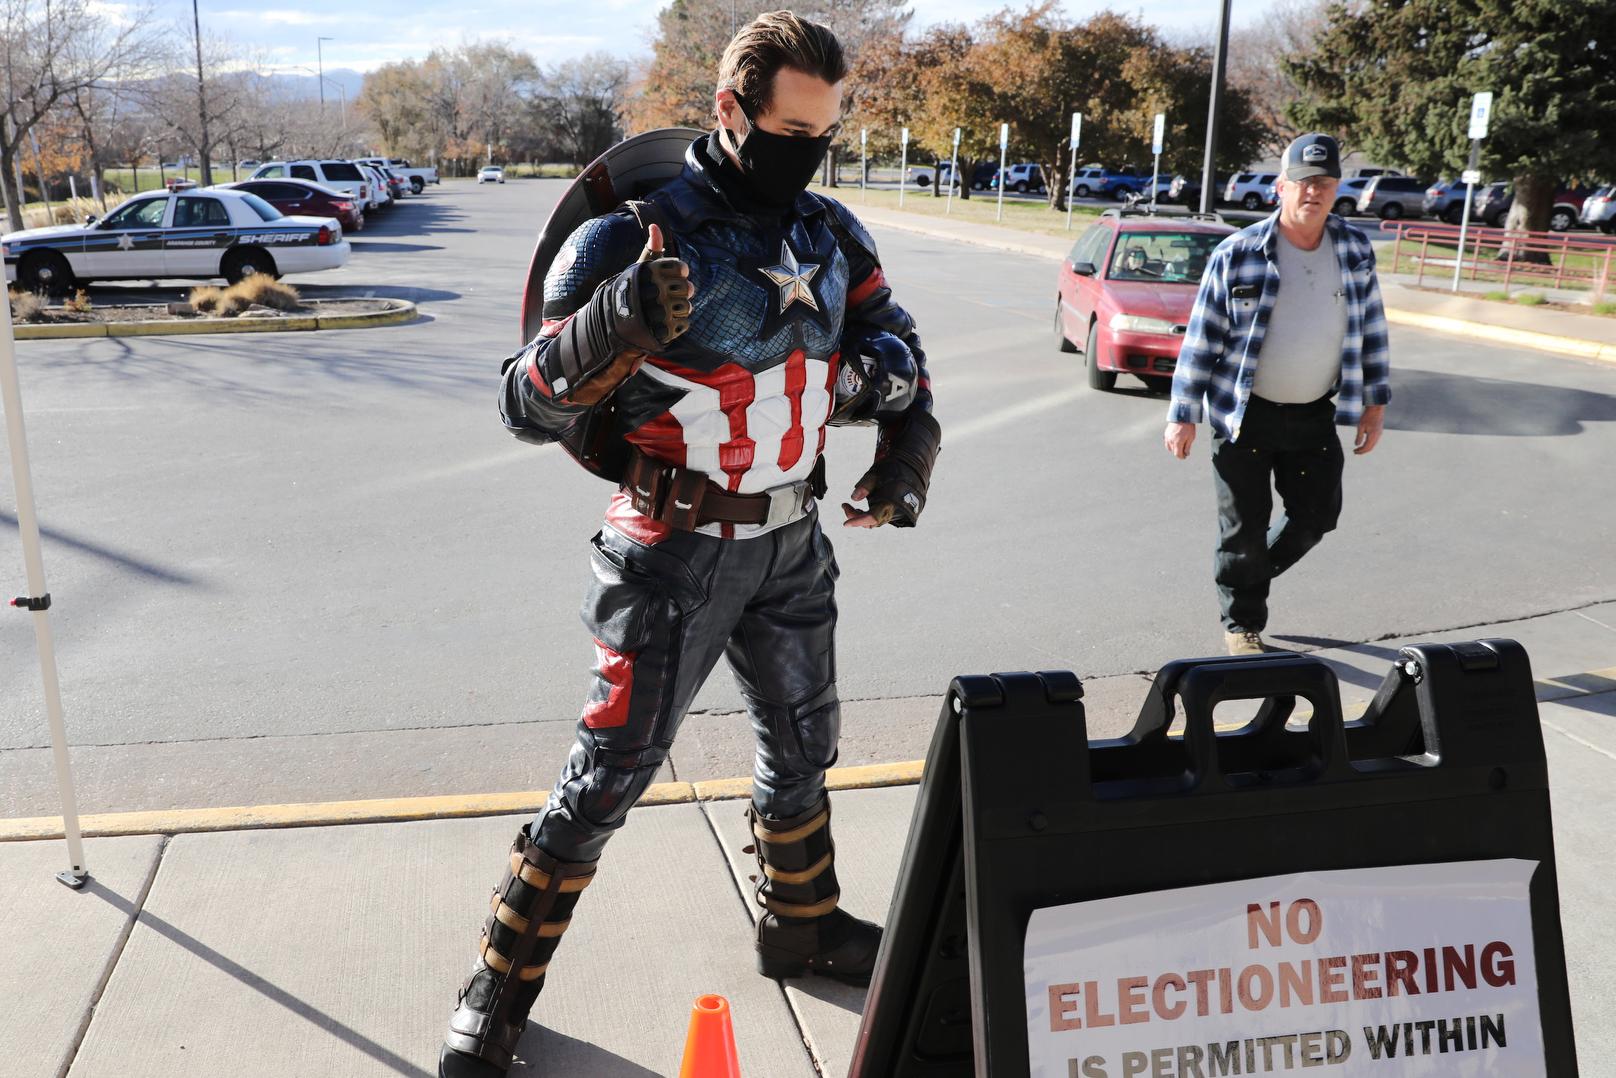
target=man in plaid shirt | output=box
[1164,133,1391,654]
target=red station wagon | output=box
[216,178,365,234]
[1054,211,1236,391]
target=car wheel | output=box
[1013,181,1027,193]
[1379,203,1403,220]
[1486,212,1506,228]
[223,247,277,285]
[1085,322,1116,391]
[1053,297,1077,354]
[1075,183,1090,198]
[1443,204,1465,225]
[16,250,74,296]
[1549,209,1574,231]
[411,178,424,194]
[1333,197,1356,216]
[1242,193,1262,210]
[915,175,929,187]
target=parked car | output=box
[237,159,261,171]
[1167,172,1229,207]
[358,156,437,194]
[908,161,960,189]
[1349,167,1405,178]
[1069,167,1109,198]
[251,160,371,209]
[365,165,398,211]
[1053,211,1237,391]
[989,163,1047,193]
[3,188,349,293]
[1473,183,1588,230]
[477,165,506,184]
[1356,175,1428,220]
[965,162,999,191]
[164,177,198,192]
[1579,185,1615,234]
[216,178,365,233]
[1224,171,1279,210]
[1419,179,1472,225]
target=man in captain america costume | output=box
[438,11,940,1076]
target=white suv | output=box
[994,163,1046,193]
[251,160,370,208]
[1224,171,1280,210]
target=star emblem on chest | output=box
[759,241,820,315]
[117,233,135,251]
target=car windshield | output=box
[1107,232,1224,284]
[241,193,283,221]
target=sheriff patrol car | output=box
[2,187,350,293]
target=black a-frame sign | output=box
[849,641,1578,1077]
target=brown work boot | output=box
[1224,629,1267,655]
[439,830,597,1077]
[747,796,883,986]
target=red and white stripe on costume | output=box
[615,348,836,540]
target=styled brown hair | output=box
[717,10,848,113]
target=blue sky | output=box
[137,0,1280,75]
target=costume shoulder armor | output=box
[542,210,645,319]
[814,194,880,265]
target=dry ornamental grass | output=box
[8,288,45,323]
[187,278,303,318]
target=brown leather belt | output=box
[621,449,826,532]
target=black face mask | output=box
[727,92,833,208]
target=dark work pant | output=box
[530,510,840,863]
[1211,395,1344,633]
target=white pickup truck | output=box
[359,157,439,194]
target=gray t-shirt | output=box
[1252,230,1348,404]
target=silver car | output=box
[1356,175,1428,220]
[1580,185,1615,234]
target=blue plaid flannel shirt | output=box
[1168,213,1392,440]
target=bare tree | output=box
[538,53,628,165]
[0,0,154,231]
[1226,0,1334,156]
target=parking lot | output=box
[4,178,1615,819]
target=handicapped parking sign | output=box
[1468,92,1493,140]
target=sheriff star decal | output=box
[760,241,820,315]
[116,233,135,250]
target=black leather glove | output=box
[534,224,693,405]
[854,410,941,527]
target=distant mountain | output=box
[261,68,366,104]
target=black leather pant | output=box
[1211,395,1344,633]
[530,510,841,862]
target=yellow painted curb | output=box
[10,321,108,340]
[12,300,416,341]
[1385,307,1616,365]
[3,663,1609,842]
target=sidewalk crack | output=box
[695,801,826,1077]
[59,834,170,1078]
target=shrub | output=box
[228,275,302,312]
[1514,292,1545,306]
[188,285,224,314]
[1593,301,1616,316]
[9,288,45,323]
[64,289,93,313]
[1483,290,1510,302]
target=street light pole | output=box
[1199,0,1233,216]
[317,37,333,109]
[192,0,212,185]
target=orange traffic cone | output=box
[678,994,742,1078]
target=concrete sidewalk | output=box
[4,612,1614,1077]
[850,203,1616,363]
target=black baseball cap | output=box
[1282,133,1341,180]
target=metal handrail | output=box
[1384,220,1614,302]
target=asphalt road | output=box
[3,179,1614,814]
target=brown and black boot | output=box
[747,795,883,986]
[438,829,597,1077]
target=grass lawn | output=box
[811,182,1103,239]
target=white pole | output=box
[1151,112,1166,213]
[946,127,960,216]
[860,128,867,205]
[1453,179,1476,292]
[0,285,88,888]
[1066,112,1082,231]
[898,127,908,209]
[996,122,1009,223]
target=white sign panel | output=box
[1025,860,1544,1077]
[901,126,909,146]
[1071,112,1083,150]
[1462,168,1481,184]
[1000,122,1010,150]
[1469,92,1494,139]
[1152,113,1166,155]
[860,127,867,147]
